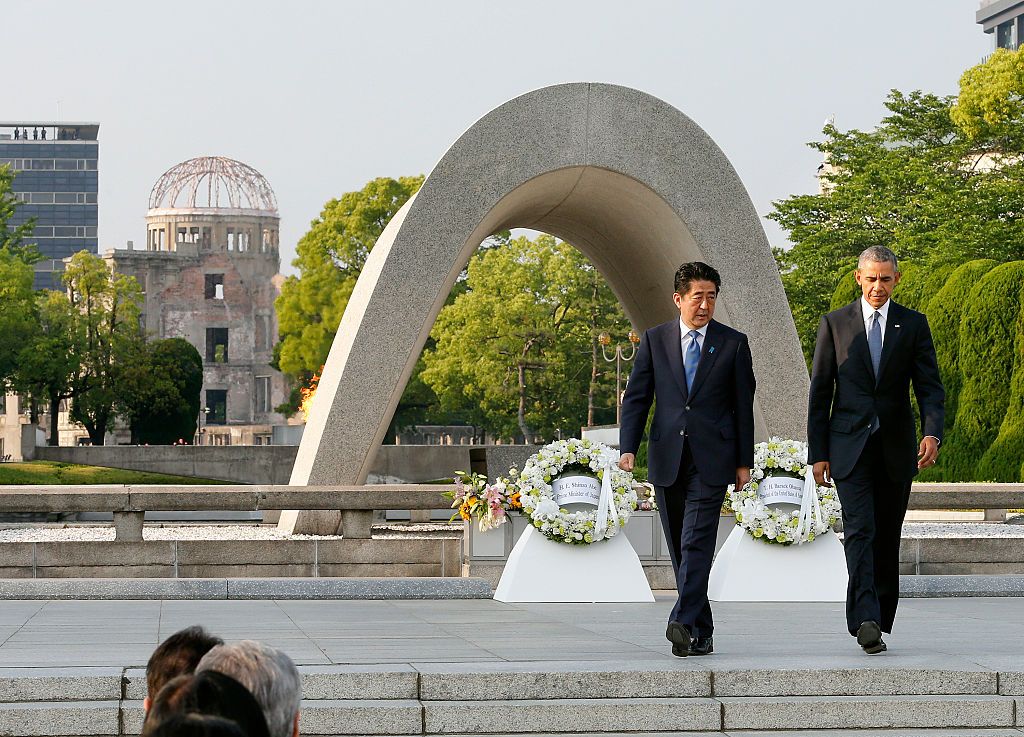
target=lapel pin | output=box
[894,324,900,328]
[708,346,715,354]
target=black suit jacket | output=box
[807,300,945,482]
[620,319,756,487]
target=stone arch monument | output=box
[279,83,809,534]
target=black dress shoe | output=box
[689,635,714,656]
[666,621,691,657]
[856,620,886,654]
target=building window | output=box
[255,376,271,414]
[206,390,227,425]
[204,274,225,300]
[998,20,1015,49]
[227,228,236,251]
[255,314,271,350]
[206,328,229,363]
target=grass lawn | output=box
[0,461,230,485]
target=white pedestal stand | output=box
[494,525,655,603]
[708,526,848,602]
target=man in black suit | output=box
[619,261,755,657]
[808,246,944,654]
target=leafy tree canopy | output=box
[771,49,1024,360]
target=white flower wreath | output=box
[727,437,842,546]
[517,438,638,545]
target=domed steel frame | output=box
[148,156,278,213]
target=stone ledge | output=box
[0,577,491,600]
[998,672,1024,695]
[900,575,1024,597]
[423,697,722,734]
[417,662,711,700]
[0,578,227,600]
[720,694,1016,731]
[299,665,419,700]
[226,577,491,600]
[0,701,120,736]
[298,699,423,736]
[0,668,123,703]
[712,668,998,697]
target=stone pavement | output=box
[0,594,1021,671]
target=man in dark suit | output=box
[808,246,944,654]
[618,261,755,657]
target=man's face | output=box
[673,279,717,329]
[855,260,900,309]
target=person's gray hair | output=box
[196,641,301,737]
[857,245,899,272]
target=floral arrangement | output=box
[727,437,842,546]
[445,470,522,532]
[517,438,638,545]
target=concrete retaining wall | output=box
[32,445,491,485]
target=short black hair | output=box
[674,261,721,296]
[147,626,224,700]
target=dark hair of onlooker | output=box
[146,626,224,700]
[144,713,246,737]
[674,261,722,296]
[144,671,270,737]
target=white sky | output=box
[5,1,992,275]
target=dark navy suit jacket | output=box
[619,318,756,487]
[807,300,944,482]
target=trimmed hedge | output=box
[975,265,1024,481]
[941,261,1024,481]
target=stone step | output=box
[123,699,425,736]
[423,697,722,734]
[720,695,1019,731]
[11,664,1022,705]
[3,696,1023,736]
[0,701,120,736]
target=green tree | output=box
[0,164,39,263]
[63,252,144,444]
[0,249,38,386]
[952,47,1024,147]
[118,338,203,444]
[275,176,424,381]
[772,80,1024,359]
[11,290,81,444]
[421,234,628,441]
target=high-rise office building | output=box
[978,0,1024,50]
[0,122,99,289]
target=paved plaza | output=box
[0,594,1020,672]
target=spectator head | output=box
[145,626,224,709]
[144,713,246,737]
[197,641,301,737]
[144,671,270,737]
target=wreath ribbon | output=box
[595,454,620,534]
[794,465,823,543]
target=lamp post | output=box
[599,330,640,425]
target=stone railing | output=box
[908,483,1024,522]
[0,484,451,541]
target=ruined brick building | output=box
[103,156,290,445]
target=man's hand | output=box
[918,436,939,469]
[618,453,635,472]
[813,461,833,487]
[735,467,751,490]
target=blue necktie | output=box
[868,311,882,381]
[684,330,701,391]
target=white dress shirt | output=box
[859,297,940,445]
[679,319,708,361]
[860,297,890,346]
